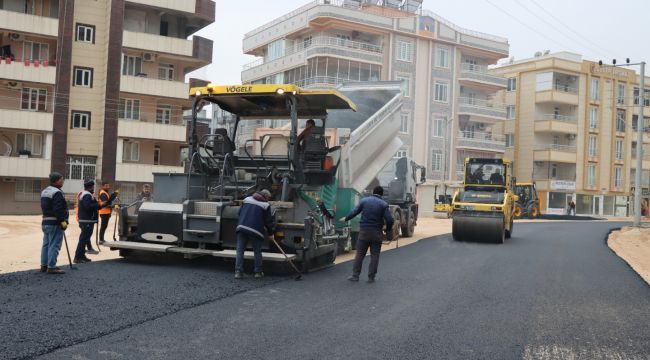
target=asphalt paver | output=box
[2,221,649,359]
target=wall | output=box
[0,179,47,214]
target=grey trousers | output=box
[352,230,382,278]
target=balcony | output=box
[0,9,58,37]
[534,114,578,134]
[120,75,189,99]
[122,32,212,64]
[533,144,577,163]
[0,109,53,132]
[118,120,186,142]
[0,61,56,84]
[0,156,51,178]
[457,97,506,121]
[536,85,579,105]
[116,163,184,183]
[459,64,507,89]
[241,35,382,83]
[126,0,195,13]
[456,131,505,153]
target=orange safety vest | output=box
[98,189,112,215]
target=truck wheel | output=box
[401,209,415,237]
[527,204,539,219]
[391,210,401,241]
[513,203,523,219]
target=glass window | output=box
[614,166,622,188]
[123,141,140,162]
[506,105,515,120]
[119,98,140,120]
[431,151,442,171]
[435,46,449,68]
[587,165,596,186]
[615,139,623,160]
[153,145,161,166]
[394,149,408,159]
[434,81,448,102]
[21,88,47,111]
[590,78,599,101]
[505,134,515,148]
[16,133,42,156]
[617,84,625,105]
[156,105,172,124]
[15,180,41,202]
[589,107,598,129]
[400,112,409,133]
[122,55,142,76]
[74,67,92,87]
[588,136,597,156]
[535,72,552,91]
[548,192,566,209]
[65,156,96,180]
[22,41,49,62]
[71,112,90,129]
[158,64,174,81]
[577,194,593,214]
[395,74,411,97]
[616,110,625,132]
[76,24,94,43]
[396,40,413,62]
[633,88,650,106]
[433,118,444,137]
[266,39,285,61]
[507,77,517,91]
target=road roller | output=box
[451,158,517,244]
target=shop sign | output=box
[550,180,576,191]
[546,208,566,215]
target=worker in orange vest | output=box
[75,179,115,263]
[98,181,113,245]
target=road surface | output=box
[1,221,648,359]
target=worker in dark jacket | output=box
[234,189,275,279]
[40,172,69,274]
[75,179,116,263]
[340,186,394,283]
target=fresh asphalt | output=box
[1,221,649,360]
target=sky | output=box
[191,0,650,84]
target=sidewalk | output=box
[608,227,650,284]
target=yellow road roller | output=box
[451,158,517,244]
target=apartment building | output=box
[240,0,509,182]
[0,0,214,213]
[491,52,650,216]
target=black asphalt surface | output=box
[2,221,649,360]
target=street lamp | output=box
[599,59,646,226]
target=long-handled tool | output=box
[269,236,302,281]
[112,205,119,241]
[95,222,101,252]
[62,231,77,270]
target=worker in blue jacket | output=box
[340,186,394,283]
[40,172,69,274]
[234,189,275,279]
[75,179,116,263]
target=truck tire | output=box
[527,204,539,219]
[401,209,415,237]
[513,203,523,219]
[390,210,401,241]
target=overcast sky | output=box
[191,0,649,84]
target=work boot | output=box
[47,267,65,274]
[367,276,376,283]
[40,265,47,273]
[73,258,84,264]
[347,275,359,282]
[83,256,92,262]
[86,249,99,255]
[254,272,264,279]
[234,271,243,279]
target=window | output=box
[633,88,650,106]
[21,88,46,111]
[15,180,41,202]
[71,111,91,129]
[154,145,161,165]
[65,156,96,180]
[400,112,409,133]
[17,133,42,156]
[433,118,444,137]
[435,46,449,68]
[396,40,413,62]
[395,74,411,97]
[394,149,408,159]
[616,110,625,132]
[22,41,49,62]
[123,141,140,162]
[588,135,597,157]
[614,166,622,188]
[551,164,557,178]
[507,77,517,92]
[73,66,93,87]
[158,63,175,81]
[590,78,599,101]
[266,39,285,61]
[589,107,598,129]
[506,105,516,120]
[119,98,140,120]
[617,84,625,105]
[587,165,596,186]
[75,23,95,43]
[302,36,312,49]
[336,34,351,46]
[156,105,172,124]
[615,139,623,161]
[434,81,448,102]
[122,55,142,76]
[431,151,442,171]
[505,134,515,148]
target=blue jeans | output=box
[41,224,63,269]
[235,232,263,273]
[75,223,94,259]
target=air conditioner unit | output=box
[7,81,21,89]
[9,32,24,42]
[143,52,156,62]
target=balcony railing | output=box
[457,131,505,152]
[534,144,577,152]
[457,97,507,119]
[459,64,507,87]
[552,84,578,94]
[118,119,187,142]
[293,76,343,88]
[0,156,51,178]
[0,109,53,131]
[0,60,56,84]
[116,163,184,183]
[538,114,577,122]
[120,75,189,99]
[0,9,58,37]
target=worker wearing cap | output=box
[234,189,276,279]
[340,185,394,283]
[40,172,69,274]
[97,181,113,245]
[75,179,116,263]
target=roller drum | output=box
[452,214,505,244]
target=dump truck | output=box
[513,182,540,219]
[108,84,360,271]
[451,158,517,243]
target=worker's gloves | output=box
[385,229,394,241]
[59,221,68,231]
[114,204,120,209]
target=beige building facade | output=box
[492,52,650,216]
[0,0,214,213]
